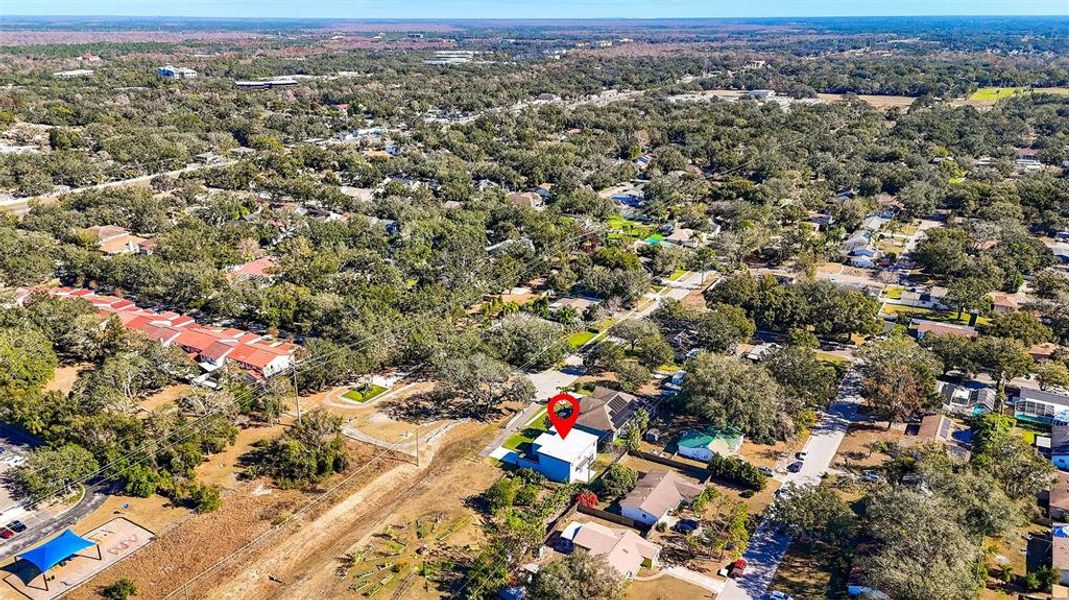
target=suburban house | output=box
[910,319,978,340]
[83,225,153,255]
[989,292,1022,314]
[663,227,702,248]
[226,256,279,283]
[1051,472,1069,521]
[676,429,744,462]
[1014,388,1069,425]
[515,429,597,483]
[1054,425,1069,471]
[619,470,703,526]
[574,386,644,441]
[913,415,971,459]
[848,245,878,268]
[842,229,873,252]
[1055,524,1069,585]
[508,191,544,210]
[936,380,996,417]
[558,521,660,578]
[1032,342,1059,363]
[549,296,598,314]
[897,286,949,310]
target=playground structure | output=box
[3,518,155,600]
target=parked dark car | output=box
[787,461,803,473]
[674,518,700,534]
[728,559,747,578]
[7,521,25,533]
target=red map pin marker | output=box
[547,393,580,440]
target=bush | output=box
[575,490,598,508]
[102,578,138,600]
[598,464,638,497]
[708,454,767,491]
[122,465,160,498]
[515,483,540,506]
[486,477,521,511]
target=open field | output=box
[196,421,500,600]
[62,438,399,600]
[629,575,716,599]
[969,87,1025,101]
[766,541,846,599]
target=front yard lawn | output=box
[568,330,598,348]
[503,408,548,451]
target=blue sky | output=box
[5,0,1069,19]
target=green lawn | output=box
[969,87,1024,101]
[815,352,850,366]
[568,330,598,348]
[668,269,687,281]
[880,303,992,326]
[341,384,388,403]
[884,286,904,300]
[503,408,548,451]
[604,215,656,242]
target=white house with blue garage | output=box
[515,428,598,483]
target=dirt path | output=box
[189,421,496,600]
[64,441,397,600]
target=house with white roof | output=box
[515,429,597,483]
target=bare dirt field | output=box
[816,93,917,111]
[63,438,399,600]
[43,365,86,396]
[629,575,716,600]
[179,420,498,600]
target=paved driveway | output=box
[718,369,863,600]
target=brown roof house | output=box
[913,415,972,460]
[1055,524,1069,586]
[1051,472,1069,522]
[559,521,660,578]
[574,386,644,442]
[619,470,703,527]
[910,318,978,340]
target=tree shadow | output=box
[380,392,508,423]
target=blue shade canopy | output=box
[18,529,95,574]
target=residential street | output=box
[0,159,236,216]
[718,368,864,600]
[479,270,716,458]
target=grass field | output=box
[880,303,992,326]
[605,215,656,242]
[342,383,388,403]
[969,87,1024,101]
[568,329,598,348]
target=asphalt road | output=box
[0,159,236,216]
[718,368,864,600]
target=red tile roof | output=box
[18,287,298,377]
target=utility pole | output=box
[292,363,302,422]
